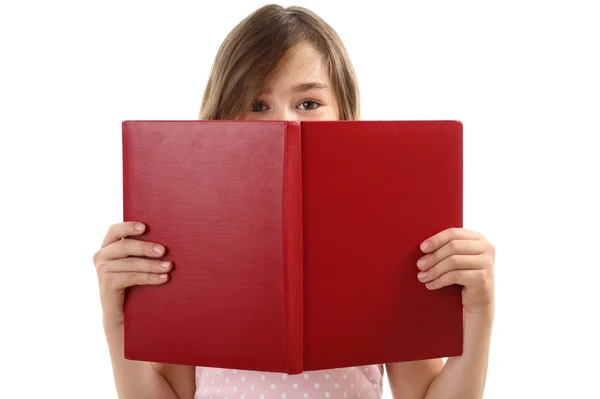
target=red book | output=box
[122,120,463,374]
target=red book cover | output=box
[122,120,463,374]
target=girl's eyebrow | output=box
[260,82,329,95]
[291,82,330,93]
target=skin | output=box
[95,41,495,399]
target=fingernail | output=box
[421,241,430,251]
[153,244,164,254]
[417,271,427,281]
[158,273,168,279]
[417,258,427,269]
[134,223,145,232]
[160,261,170,269]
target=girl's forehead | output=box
[263,43,330,91]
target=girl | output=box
[94,4,495,399]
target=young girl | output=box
[94,5,495,399]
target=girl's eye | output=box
[251,101,268,112]
[298,100,320,110]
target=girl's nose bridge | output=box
[270,105,292,120]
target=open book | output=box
[122,120,463,373]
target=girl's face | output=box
[243,42,340,121]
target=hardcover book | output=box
[122,120,463,373]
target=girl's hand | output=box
[93,222,171,329]
[416,227,495,316]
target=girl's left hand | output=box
[416,227,495,316]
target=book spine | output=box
[283,121,303,374]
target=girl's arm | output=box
[386,308,493,399]
[105,324,196,399]
[424,309,493,398]
[94,222,196,398]
[387,227,495,399]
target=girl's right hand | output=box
[93,221,171,329]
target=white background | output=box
[1,1,599,398]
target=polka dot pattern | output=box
[195,365,384,399]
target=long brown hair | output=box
[199,4,360,120]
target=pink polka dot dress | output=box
[195,365,384,399]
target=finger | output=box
[424,269,487,290]
[100,222,146,248]
[420,227,483,254]
[96,238,166,262]
[418,254,487,284]
[102,271,169,292]
[96,257,172,274]
[417,239,488,271]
